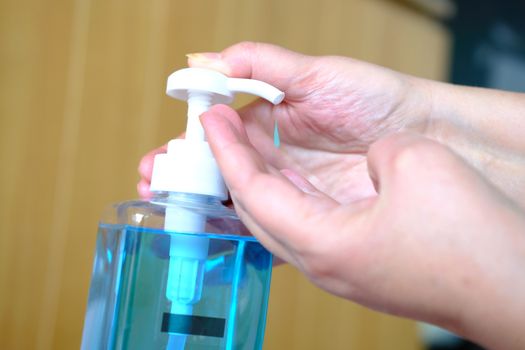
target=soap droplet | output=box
[273,120,280,148]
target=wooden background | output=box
[0,0,450,349]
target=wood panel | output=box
[0,0,449,348]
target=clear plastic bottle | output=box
[81,192,272,350]
[81,67,284,350]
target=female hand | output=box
[136,42,525,348]
[139,42,525,207]
[201,103,525,350]
[139,42,433,202]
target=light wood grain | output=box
[0,0,449,348]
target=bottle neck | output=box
[150,191,223,206]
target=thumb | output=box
[200,104,338,261]
[187,42,313,94]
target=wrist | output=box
[419,79,525,152]
[414,79,525,207]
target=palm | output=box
[284,148,374,204]
[239,58,418,203]
[241,110,376,204]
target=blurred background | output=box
[1,0,524,349]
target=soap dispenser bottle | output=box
[81,68,285,350]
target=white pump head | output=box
[149,68,285,199]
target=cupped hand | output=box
[139,42,433,202]
[201,104,525,350]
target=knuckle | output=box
[294,236,335,281]
[234,41,259,55]
[389,138,449,174]
[302,259,333,284]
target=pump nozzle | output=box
[166,67,284,106]
[165,68,284,142]
[151,68,285,197]
[226,77,284,104]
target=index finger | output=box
[201,104,337,252]
[187,42,313,97]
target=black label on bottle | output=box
[161,312,226,338]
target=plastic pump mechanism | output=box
[149,68,284,349]
[150,68,284,198]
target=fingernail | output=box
[186,52,221,60]
[186,52,231,75]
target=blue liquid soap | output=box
[273,120,280,148]
[81,194,272,350]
